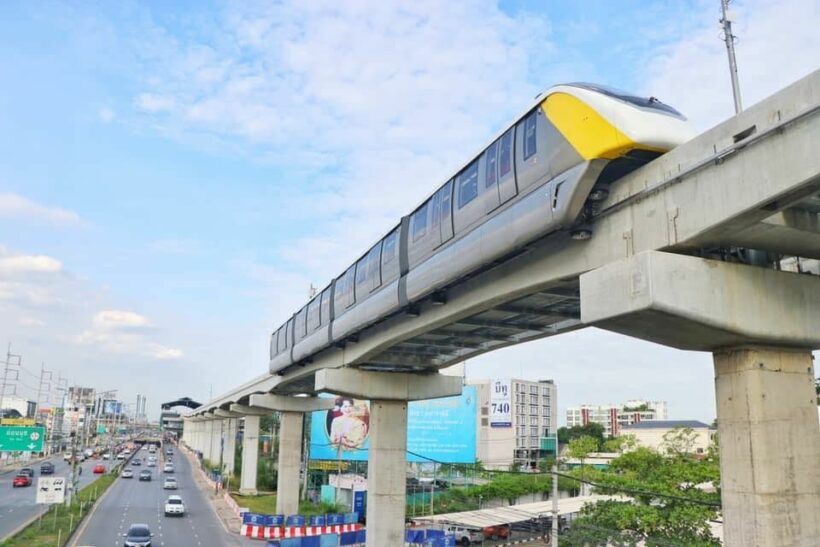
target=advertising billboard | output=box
[102,400,123,415]
[309,386,477,463]
[489,378,512,427]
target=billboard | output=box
[36,477,66,504]
[309,386,476,463]
[102,400,123,415]
[489,379,512,427]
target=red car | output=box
[92,464,106,474]
[12,474,32,487]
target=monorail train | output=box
[270,83,695,374]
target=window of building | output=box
[485,142,498,188]
[523,110,537,160]
[481,406,488,416]
[499,130,513,177]
[481,418,488,427]
[530,405,538,414]
[457,160,479,208]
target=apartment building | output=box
[566,399,668,436]
[470,378,557,470]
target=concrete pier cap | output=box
[248,393,335,412]
[314,368,463,400]
[580,250,820,351]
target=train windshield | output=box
[567,83,685,118]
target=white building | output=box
[619,420,713,455]
[566,400,668,436]
[0,395,36,418]
[470,378,557,470]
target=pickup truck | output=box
[444,525,484,545]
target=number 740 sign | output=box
[0,426,46,452]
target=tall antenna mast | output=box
[720,0,743,113]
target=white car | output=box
[164,495,185,516]
[163,476,178,489]
[102,453,111,460]
[163,463,174,473]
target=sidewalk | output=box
[181,444,244,534]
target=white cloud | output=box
[643,0,820,131]
[98,106,115,123]
[147,239,199,255]
[134,93,175,113]
[74,309,182,360]
[18,317,46,327]
[0,255,63,276]
[0,193,81,224]
[92,309,153,330]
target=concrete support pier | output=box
[223,418,237,476]
[277,411,304,516]
[209,419,222,465]
[581,250,820,547]
[315,368,461,547]
[714,347,820,546]
[240,415,260,495]
[367,399,408,546]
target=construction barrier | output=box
[242,523,363,540]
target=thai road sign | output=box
[0,426,45,452]
[36,477,66,504]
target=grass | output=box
[0,470,119,547]
[231,493,345,517]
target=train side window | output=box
[295,308,307,340]
[285,320,293,349]
[366,244,382,290]
[307,297,321,332]
[523,111,537,160]
[333,272,348,313]
[343,267,356,308]
[320,287,331,324]
[412,203,429,242]
[381,229,400,283]
[457,160,479,208]
[499,130,513,177]
[485,142,498,188]
[383,230,398,265]
[276,327,284,354]
[439,181,453,242]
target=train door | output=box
[438,180,454,244]
[497,128,517,203]
[483,142,501,214]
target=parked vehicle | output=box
[444,525,484,546]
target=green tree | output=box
[661,427,697,457]
[603,434,637,454]
[557,423,605,446]
[567,435,600,496]
[562,447,721,547]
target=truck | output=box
[443,525,483,545]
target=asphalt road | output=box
[0,455,105,540]
[73,447,255,547]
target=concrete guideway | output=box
[186,70,820,547]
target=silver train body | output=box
[270,83,695,373]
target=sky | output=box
[0,0,817,423]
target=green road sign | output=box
[0,426,46,452]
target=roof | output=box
[411,495,622,529]
[621,420,710,430]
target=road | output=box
[73,446,255,547]
[0,455,104,540]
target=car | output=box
[13,474,32,487]
[138,470,152,481]
[83,448,94,458]
[165,448,173,456]
[103,453,111,460]
[122,523,153,546]
[93,464,106,474]
[132,458,141,466]
[162,477,177,489]
[19,467,34,477]
[444,525,484,546]
[163,464,174,473]
[40,462,55,475]
[146,460,156,467]
[63,452,73,462]
[164,495,185,516]
[122,468,134,478]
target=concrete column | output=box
[240,415,260,495]
[200,421,213,461]
[277,411,304,516]
[714,347,820,547]
[210,420,222,464]
[366,400,408,547]
[224,418,237,477]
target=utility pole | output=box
[551,465,559,547]
[36,364,53,454]
[0,343,22,414]
[720,0,743,113]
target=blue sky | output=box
[0,0,817,420]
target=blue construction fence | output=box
[243,512,360,526]
[264,530,456,547]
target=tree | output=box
[603,434,637,453]
[557,423,605,446]
[561,447,721,547]
[567,435,600,496]
[661,427,697,457]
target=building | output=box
[619,420,713,455]
[0,395,36,419]
[470,378,557,470]
[566,399,668,437]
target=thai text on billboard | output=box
[309,386,477,463]
[489,378,512,427]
